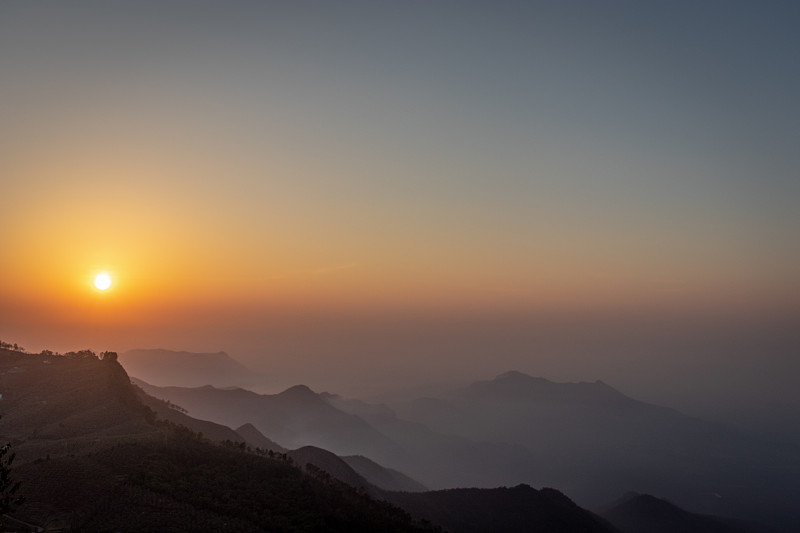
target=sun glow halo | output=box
[94,272,112,291]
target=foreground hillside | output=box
[0,348,156,457]
[15,437,434,533]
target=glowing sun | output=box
[94,272,112,290]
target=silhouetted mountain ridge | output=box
[235,423,287,453]
[135,379,407,458]
[279,384,321,403]
[388,484,618,533]
[463,370,635,405]
[342,455,428,493]
[599,492,776,533]
[288,445,371,491]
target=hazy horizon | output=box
[2,2,798,438]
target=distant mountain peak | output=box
[598,492,750,533]
[493,371,610,388]
[496,370,527,379]
[279,384,318,399]
[460,371,633,406]
[494,370,550,383]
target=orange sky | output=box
[1,136,796,355]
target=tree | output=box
[65,349,96,359]
[0,439,23,513]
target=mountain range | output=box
[0,346,626,532]
[2,345,790,531]
[128,353,800,531]
[393,370,800,525]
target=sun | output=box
[94,272,112,291]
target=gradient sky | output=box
[1,2,798,421]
